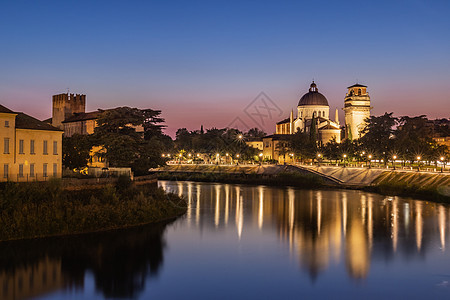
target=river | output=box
[1,181,450,299]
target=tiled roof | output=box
[276,117,290,125]
[0,104,15,114]
[15,113,63,132]
[347,83,367,88]
[62,111,102,123]
[263,134,292,140]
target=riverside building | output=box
[0,104,63,181]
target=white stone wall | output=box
[297,105,329,120]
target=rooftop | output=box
[16,113,63,131]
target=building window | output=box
[4,120,9,127]
[19,139,24,154]
[3,164,8,179]
[3,138,9,154]
[358,89,362,95]
[43,140,48,155]
[53,141,58,155]
[30,164,35,177]
[43,163,48,177]
[53,163,58,177]
[19,164,24,177]
[30,140,35,154]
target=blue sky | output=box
[1,0,449,135]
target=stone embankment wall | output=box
[62,175,157,190]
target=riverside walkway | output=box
[155,163,450,190]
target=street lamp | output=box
[417,156,421,171]
[343,154,347,168]
[238,134,243,140]
[440,156,445,173]
[392,155,397,170]
[368,154,372,169]
[317,153,322,167]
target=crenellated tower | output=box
[52,93,86,129]
[343,84,371,140]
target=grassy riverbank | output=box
[157,171,325,188]
[0,178,186,242]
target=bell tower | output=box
[343,84,371,140]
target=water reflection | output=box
[162,181,450,281]
[0,221,169,299]
[2,182,450,299]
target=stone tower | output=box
[52,93,86,129]
[343,84,371,140]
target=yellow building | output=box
[1,104,63,182]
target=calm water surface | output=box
[1,181,450,299]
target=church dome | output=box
[298,81,329,106]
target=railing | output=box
[0,173,57,183]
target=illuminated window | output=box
[53,141,58,155]
[4,120,9,127]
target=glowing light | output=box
[343,154,347,158]
[368,155,372,159]
[417,156,421,160]
[259,153,263,157]
[393,155,397,160]
[440,156,445,161]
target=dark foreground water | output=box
[1,181,450,299]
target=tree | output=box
[62,134,93,170]
[93,107,168,174]
[290,131,316,161]
[360,112,397,164]
[245,128,267,138]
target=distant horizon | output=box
[1,0,449,137]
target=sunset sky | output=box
[1,0,449,136]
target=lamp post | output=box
[392,155,397,170]
[417,156,421,172]
[216,153,220,165]
[259,153,263,165]
[317,153,322,167]
[343,154,347,168]
[226,153,229,165]
[440,156,445,173]
[368,154,372,169]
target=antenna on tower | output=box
[66,88,70,94]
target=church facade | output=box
[275,81,372,144]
